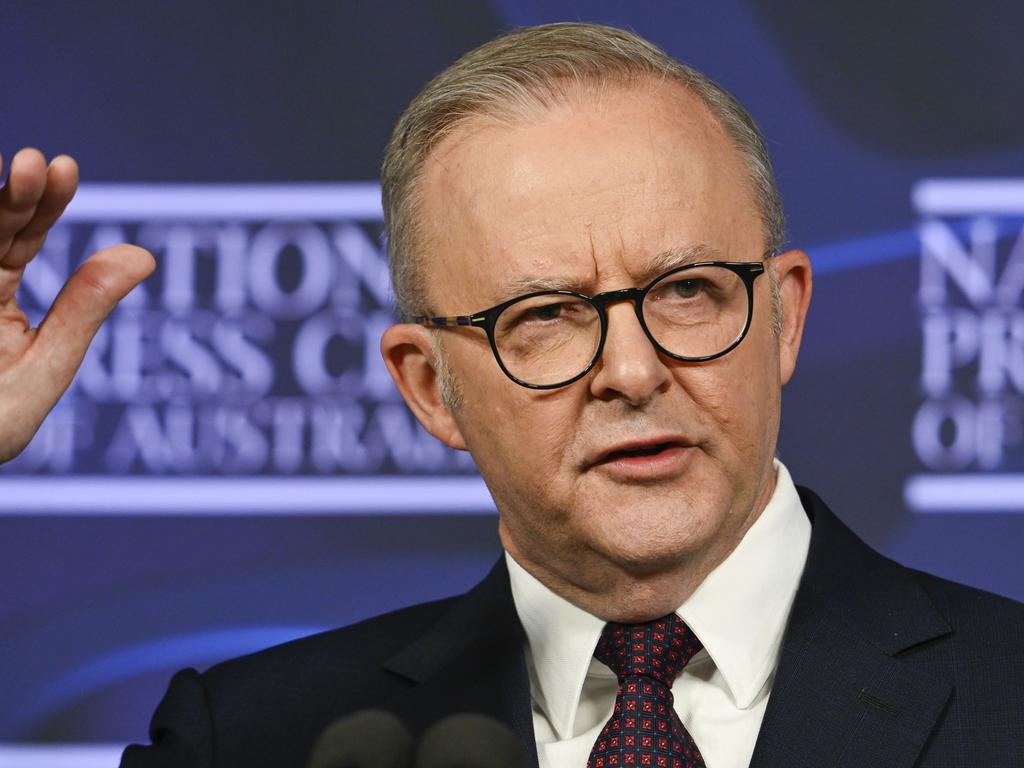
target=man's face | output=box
[400,82,808,618]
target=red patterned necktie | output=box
[586,614,706,768]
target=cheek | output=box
[457,385,579,484]
[680,355,779,454]
[504,402,582,484]
[458,394,584,549]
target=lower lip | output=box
[593,444,694,481]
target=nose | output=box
[588,299,673,405]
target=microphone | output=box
[306,709,414,768]
[415,713,527,768]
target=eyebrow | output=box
[492,243,725,302]
[646,243,724,275]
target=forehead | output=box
[416,81,762,309]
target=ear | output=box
[771,249,813,386]
[380,323,468,450]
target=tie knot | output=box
[594,613,702,687]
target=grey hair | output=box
[381,21,786,323]
[768,262,783,337]
[430,331,463,410]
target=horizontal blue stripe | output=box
[8,626,325,738]
[806,228,919,275]
[807,217,1024,276]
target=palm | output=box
[0,148,154,463]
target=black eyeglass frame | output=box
[415,259,768,390]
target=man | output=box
[2,22,1022,768]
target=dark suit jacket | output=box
[121,488,1024,767]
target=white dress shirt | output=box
[506,459,811,768]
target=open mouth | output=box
[598,441,683,464]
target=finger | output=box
[2,155,80,270]
[0,148,49,256]
[31,244,156,395]
[17,155,78,239]
[0,264,25,306]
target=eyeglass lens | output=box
[492,265,749,387]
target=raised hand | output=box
[0,148,155,463]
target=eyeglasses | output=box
[415,260,767,390]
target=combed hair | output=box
[381,22,786,321]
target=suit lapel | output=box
[750,488,952,768]
[381,560,539,768]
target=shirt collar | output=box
[506,459,811,740]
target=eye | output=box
[667,278,706,299]
[497,296,595,336]
[527,302,565,322]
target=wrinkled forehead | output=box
[415,82,762,312]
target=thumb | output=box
[32,244,156,391]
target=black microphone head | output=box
[307,709,414,768]
[415,713,527,768]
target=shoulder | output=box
[203,594,459,692]
[793,486,1024,761]
[911,566,1024,634]
[797,484,1024,682]
[902,566,1024,668]
[902,570,1024,762]
[121,595,465,768]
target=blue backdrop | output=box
[2,2,1022,765]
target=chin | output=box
[587,527,707,574]
[597,581,693,623]
[589,506,721,566]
